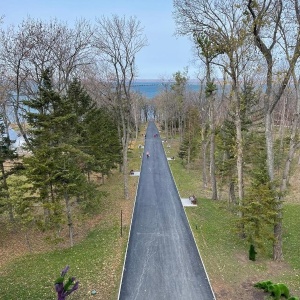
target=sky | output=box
[1,0,199,79]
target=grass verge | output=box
[0,133,144,299]
[167,143,300,299]
[1,127,299,300]
[0,224,123,300]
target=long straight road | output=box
[118,122,215,300]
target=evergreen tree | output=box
[23,71,93,245]
[238,133,277,252]
[23,72,121,246]
[216,81,263,204]
[178,107,200,165]
[171,71,188,140]
[216,119,237,203]
[83,107,122,179]
[23,69,69,227]
[65,79,121,179]
[0,115,18,222]
[5,173,37,250]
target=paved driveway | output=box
[119,122,215,300]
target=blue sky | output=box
[1,0,199,79]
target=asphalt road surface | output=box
[118,121,215,300]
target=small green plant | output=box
[268,283,290,299]
[254,280,273,292]
[249,244,257,261]
[54,266,79,300]
[254,280,295,300]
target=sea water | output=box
[131,80,200,98]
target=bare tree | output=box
[0,24,34,149]
[131,92,146,139]
[93,15,147,199]
[0,18,94,151]
[174,0,253,203]
[247,0,300,261]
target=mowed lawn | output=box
[0,130,299,299]
[167,143,300,299]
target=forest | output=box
[0,0,299,282]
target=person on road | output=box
[146,151,150,158]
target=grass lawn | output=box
[0,144,141,300]
[1,126,299,299]
[0,224,123,300]
[166,140,300,299]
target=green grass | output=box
[167,142,300,298]
[185,200,300,297]
[283,204,300,268]
[0,135,143,300]
[1,127,300,299]
[0,224,122,300]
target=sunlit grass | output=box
[1,125,299,299]
[168,143,300,298]
[0,225,121,300]
[0,129,144,300]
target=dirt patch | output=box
[210,251,297,300]
[213,280,266,300]
[0,219,95,270]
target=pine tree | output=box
[178,107,201,165]
[23,73,121,246]
[5,173,36,251]
[65,79,121,180]
[83,107,122,179]
[238,133,277,252]
[23,71,92,245]
[23,69,68,227]
[0,114,18,222]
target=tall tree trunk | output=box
[265,112,275,181]
[201,134,208,189]
[123,138,129,200]
[207,62,217,200]
[121,115,130,200]
[1,162,14,222]
[229,182,236,205]
[234,88,244,208]
[64,191,73,247]
[210,118,217,200]
[164,117,168,139]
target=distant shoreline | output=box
[131,80,201,98]
[133,78,200,83]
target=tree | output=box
[23,70,92,246]
[22,71,121,246]
[0,18,93,151]
[247,0,300,261]
[0,23,33,149]
[93,15,147,199]
[4,173,36,251]
[171,70,188,142]
[174,0,252,202]
[238,133,277,253]
[0,114,18,222]
[178,107,201,166]
[83,107,122,180]
[155,78,173,138]
[193,33,221,200]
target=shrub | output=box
[54,266,79,300]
